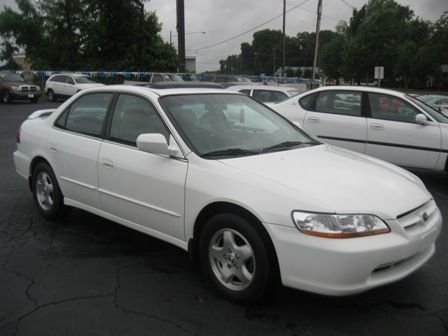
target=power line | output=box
[286,1,340,22]
[339,0,355,10]
[186,0,312,52]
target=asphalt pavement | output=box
[0,100,447,336]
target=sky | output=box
[1,0,447,72]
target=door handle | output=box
[307,116,320,123]
[101,159,115,170]
[371,123,384,130]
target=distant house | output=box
[185,56,196,73]
[12,52,31,70]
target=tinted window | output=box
[239,89,251,95]
[152,74,164,83]
[65,77,75,85]
[50,75,64,83]
[253,90,288,103]
[109,94,169,145]
[299,93,315,110]
[65,93,113,136]
[55,109,69,128]
[315,91,362,116]
[369,93,419,123]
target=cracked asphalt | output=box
[0,100,447,336]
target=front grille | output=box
[19,85,38,92]
[396,200,437,234]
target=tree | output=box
[0,40,20,69]
[320,34,345,83]
[0,0,177,71]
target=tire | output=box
[32,162,71,220]
[47,89,56,102]
[199,213,273,304]
[1,90,11,104]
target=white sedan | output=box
[13,85,442,303]
[272,86,448,172]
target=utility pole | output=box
[273,48,276,75]
[282,0,286,78]
[312,0,322,81]
[176,0,186,72]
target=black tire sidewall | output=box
[2,90,10,104]
[199,213,272,304]
[32,162,65,220]
[47,90,55,102]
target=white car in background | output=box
[417,94,448,116]
[13,85,442,303]
[272,86,448,172]
[226,85,302,103]
[45,73,104,102]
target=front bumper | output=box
[268,200,442,296]
[10,90,42,100]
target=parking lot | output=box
[0,100,447,336]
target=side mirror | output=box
[136,133,180,157]
[415,113,428,125]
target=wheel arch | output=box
[189,201,280,279]
[28,156,51,191]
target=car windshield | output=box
[0,72,25,82]
[159,94,318,158]
[74,76,96,84]
[408,96,448,124]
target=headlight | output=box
[11,86,20,91]
[292,211,390,238]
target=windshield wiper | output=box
[201,148,260,158]
[261,141,317,153]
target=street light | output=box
[170,31,206,45]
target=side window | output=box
[369,93,419,123]
[239,89,251,95]
[109,94,170,146]
[65,93,113,136]
[315,91,362,116]
[65,77,75,85]
[55,109,69,128]
[152,74,164,83]
[51,75,63,83]
[298,93,315,110]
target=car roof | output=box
[302,85,409,98]
[80,84,238,97]
[226,85,299,92]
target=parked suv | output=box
[0,71,41,103]
[45,73,104,101]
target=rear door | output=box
[303,90,368,153]
[365,93,441,169]
[52,92,114,208]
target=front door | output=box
[365,92,441,169]
[98,93,187,240]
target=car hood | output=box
[76,83,105,89]
[3,81,33,86]
[219,144,431,219]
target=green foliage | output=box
[0,0,177,71]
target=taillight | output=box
[16,127,21,143]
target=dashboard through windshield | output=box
[159,94,317,158]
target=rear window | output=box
[299,93,315,110]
